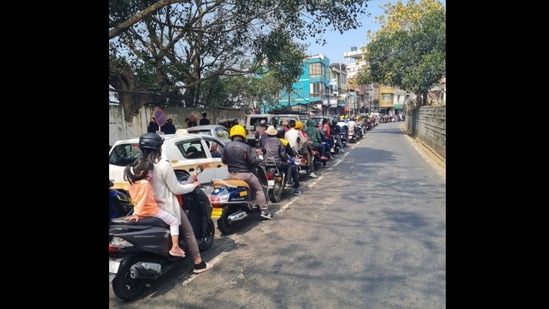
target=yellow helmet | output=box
[229,124,246,138]
[295,120,303,130]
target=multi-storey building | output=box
[275,54,330,115]
[344,46,375,115]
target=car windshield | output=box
[109,143,141,166]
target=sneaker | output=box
[294,188,301,196]
[320,156,328,160]
[260,211,273,220]
[193,261,213,274]
[309,172,318,178]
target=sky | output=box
[304,0,388,64]
[304,0,445,64]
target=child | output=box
[123,157,185,257]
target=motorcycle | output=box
[208,165,269,235]
[109,179,133,221]
[108,165,215,301]
[294,147,322,179]
[262,157,293,203]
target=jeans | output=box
[311,143,325,157]
[277,161,299,189]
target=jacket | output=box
[261,135,287,164]
[221,138,260,173]
[304,119,322,147]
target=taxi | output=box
[108,132,229,191]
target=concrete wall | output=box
[404,105,446,159]
[109,105,247,146]
[109,104,447,161]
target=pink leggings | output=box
[154,209,180,236]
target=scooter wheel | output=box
[269,180,283,203]
[197,219,215,252]
[111,256,148,301]
[217,208,238,235]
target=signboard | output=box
[153,107,166,127]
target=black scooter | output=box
[109,165,215,301]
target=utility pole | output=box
[369,85,373,115]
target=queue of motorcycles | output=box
[109,165,215,301]
[109,120,378,301]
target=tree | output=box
[356,0,446,106]
[109,0,372,117]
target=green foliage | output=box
[357,0,445,105]
[109,0,371,112]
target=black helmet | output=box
[139,132,164,150]
[276,126,286,138]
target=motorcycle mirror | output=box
[196,165,204,174]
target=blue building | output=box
[265,54,330,115]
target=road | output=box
[109,121,446,309]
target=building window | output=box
[309,63,323,78]
[310,82,325,98]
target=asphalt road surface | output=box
[109,121,446,309]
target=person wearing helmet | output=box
[123,156,186,257]
[285,120,317,178]
[222,125,272,220]
[329,118,345,152]
[137,132,214,273]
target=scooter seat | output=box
[212,179,250,189]
[110,216,168,228]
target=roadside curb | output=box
[399,124,445,170]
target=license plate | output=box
[109,260,120,274]
[211,208,223,220]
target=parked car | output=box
[109,133,229,191]
[185,124,231,144]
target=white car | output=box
[185,124,231,145]
[109,133,228,191]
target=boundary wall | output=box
[404,105,446,160]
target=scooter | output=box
[108,165,215,301]
[109,179,133,221]
[207,165,269,235]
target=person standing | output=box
[163,118,176,134]
[255,120,268,146]
[137,133,214,273]
[199,112,210,125]
[187,114,198,127]
[222,125,273,220]
[147,117,158,133]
